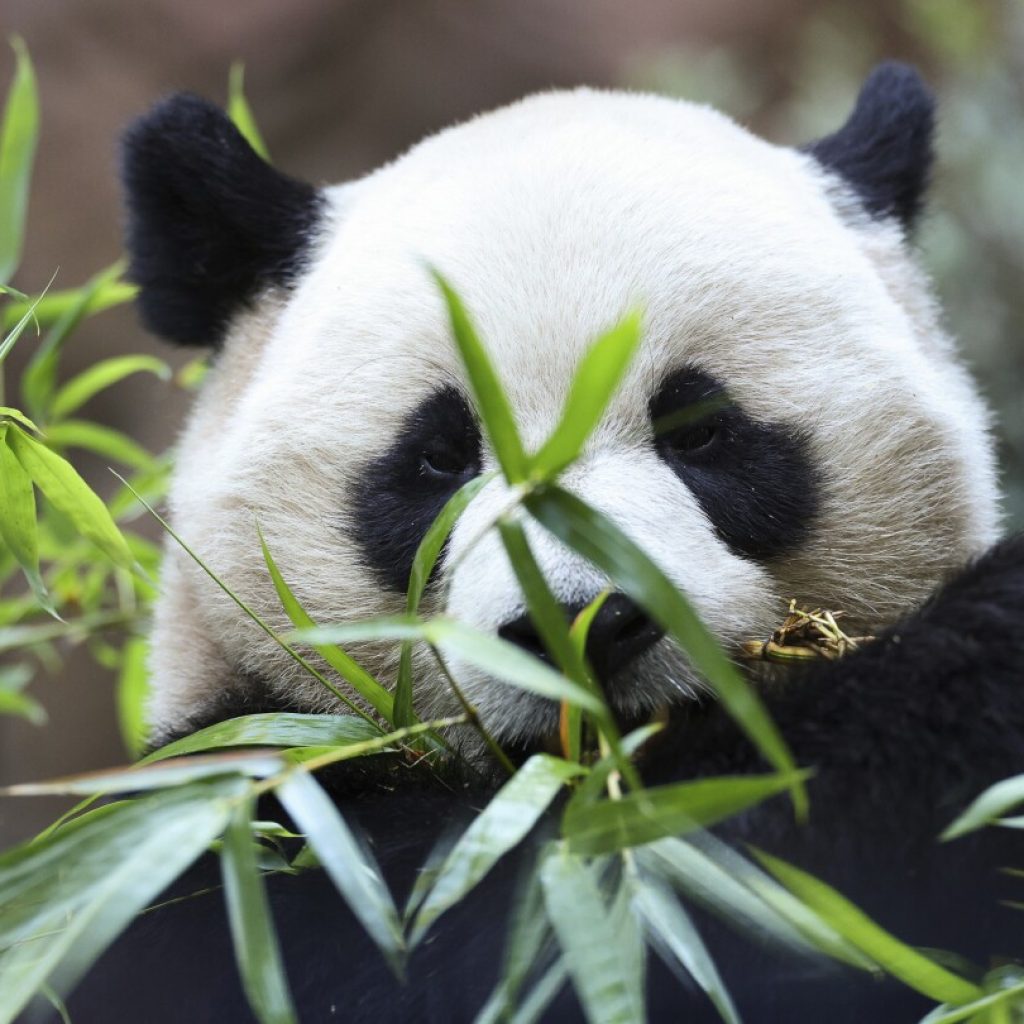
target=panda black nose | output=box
[497,593,664,686]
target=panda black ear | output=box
[121,93,323,347]
[804,62,935,229]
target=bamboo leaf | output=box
[0,37,39,286]
[564,772,805,856]
[143,712,380,764]
[7,428,133,568]
[0,405,39,432]
[228,63,270,161]
[916,981,1024,1023]
[3,751,282,796]
[531,311,643,477]
[632,877,740,1024]
[20,261,130,416]
[0,426,49,611]
[222,801,297,1024]
[116,636,149,759]
[942,775,1024,841]
[525,484,805,817]
[1,274,135,334]
[0,272,50,365]
[432,271,529,482]
[258,524,394,722]
[639,836,872,970]
[410,755,583,945]
[45,419,158,470]
[276,770,405,972]
[297,617,604,715]
[49,355,171,421]
[752,848,983,1005]
[0,778,243,1022]
[539,844,646,1024]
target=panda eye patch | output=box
[650,367,820,560]
[349,386,482,592]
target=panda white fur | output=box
[64,65,1024,1022]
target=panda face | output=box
[124,70,1000,747]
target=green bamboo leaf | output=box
[633,878,740,1024]
[20,261,130,416]
[45,419,158,470]
[0,37,39,286]
[409,755,583,945]
[49,355,171,421]
[407,473,492,614]
[3,750,282,796]
[0,778,243,1023]
[116,636,149,759]
[297,617,604,715]
[531,311,643,477]
[222,801,298,1024]
[942,775,1024,841]
[1,273,135,334]
[0,684,45,725]
[752,848,983,1005]
[143,712,381,763]
[639,836,872,970]
[917,981,1024,1023]
[432,271,529,483]
[564,772,805,857]
[0,272,50,365]
[276,770,405,973]
[258,524,394,722]
[474,868,559,1024]
[539,844,646,1024]
[526,484,805,817]
[228,63,270,161]
[0,405,39,431]
[7,428,133,568]
[425,617,604,715]
[0,426,49,610]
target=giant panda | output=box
[63,64,1024,1022]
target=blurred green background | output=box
[1,0,1022,843]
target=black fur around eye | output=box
[650,367,820,560]
[350,386,482,592]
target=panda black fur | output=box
[62,65,1024,1022]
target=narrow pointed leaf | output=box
[526,484,805,816]
[539,845,646,1024]
[752,848,982,1005]
[917,982,1024,1024]
[942,775,1024,841]
[144,712,381,762]
[633,878,740,1024]
[639,836,871,969]
[45,420,158,470]
[116,636,149,759]
[410,755,583,944]
[20,261,130,416]
[276,770,405,972]
[0,37,38,285]
[0,275,48,364]
[564,772,806,856]
[228,63,270,161]
[49,355,171,421]
[1,274,135,334]
[0,427,48,609]
[7,428,133,567]
[0,406,39,432]
[259,525,393,722]
[432,271,529,482]
[531,311,643,477]
[0,779,242,1023]
[222,801,297,1024]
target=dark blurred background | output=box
[1,0,1022,842]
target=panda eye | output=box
[666,419,719,455]
[419,441,478,479]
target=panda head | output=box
[123,64,999,751]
